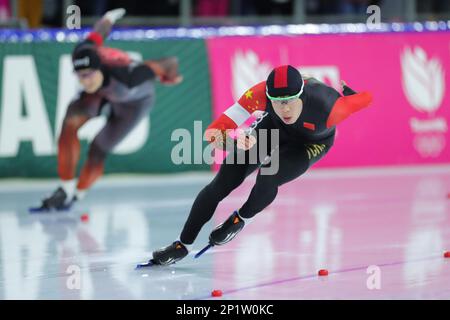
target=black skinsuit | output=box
[180,79,357,245]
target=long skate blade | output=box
[135,260,154,269]
[29,204,73,214]
[194,244,213,259]
[29,206,50,213]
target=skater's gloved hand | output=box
[341,80,357,96]
[160,74,183,85]
[205,128,233,150]
[104,8,126,24]
[236,129,256,151]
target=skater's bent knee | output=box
[254,181,278,197]
[203,181,234,200]
[63,115,87,129]
[87,142,108,163]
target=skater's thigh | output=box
[92,98,152,152]
[211,147,260,189]
[254,140,329,188]
[209,112,277,190]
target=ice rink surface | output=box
[0,165,449,300]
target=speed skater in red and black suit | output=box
[143,65,372,266]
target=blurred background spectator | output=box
[0,0,11,23]
[0,0,449,28]
[194,0,229,16]
[18,0,43,28]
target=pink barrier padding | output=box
[206,32,450,168]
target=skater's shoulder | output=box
[237,80,268,108]
[304,78,335,92]
[97,46,132,67]
[244,80,266,96]
[304,78,340,104]
[105,62,154,88]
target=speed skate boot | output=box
[209,211,245,246]
[151,241,189,266]
[42,187,75,211]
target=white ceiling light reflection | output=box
[403,178,447,288]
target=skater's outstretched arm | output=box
[326,81,373,128]
[104,56,183,89]
[71,8,130,67]
[143,57,183,85]
[85,8,126,47]
[206,81,267,148]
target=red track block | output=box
[318,269,329,276]
[444,251,450,258]
[211,290,223,297]
[80,213,89,223]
